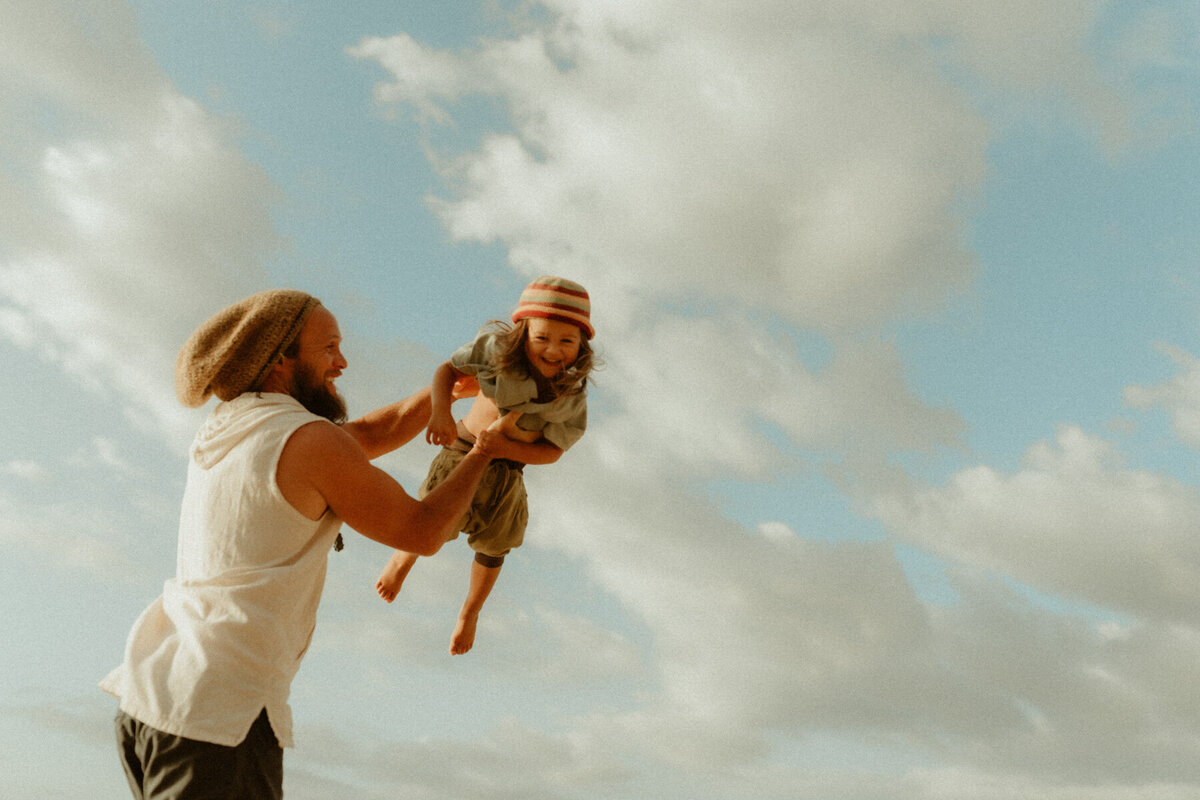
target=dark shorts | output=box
[115,708,282,800]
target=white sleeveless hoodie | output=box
[100,393,343,747]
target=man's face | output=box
[291,360,347,423]
[289,305,348,423]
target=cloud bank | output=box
[336,1,1200,796]
[4,1,1197,798]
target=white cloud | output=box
[515,605,645,683]
[0,491,136,578]
[349,0,1163,507]
[352,1,1164,341]
[587,312,963,487]
[301,518,1200,794]
[354,1,990,332]
[757,520,796,544]
[0,307,36,349]
[1,460,50,481]
[1125,344,1200,449]
[872,425,1200,627]
[351,33,484,125]
[464,412,1200,787]
[66,436,134,474]
[0,0,160,126]
[3,2,1190,797]
[338,4,1200,791]
[0,1,283,446]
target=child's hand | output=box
[425,409,458,447]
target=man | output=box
[101,290,496,799]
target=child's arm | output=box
[492,437,565,465]
[426,360,467,447]
[486,413,565,465]
[488,411,538,441]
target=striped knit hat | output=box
[511,276,593,339]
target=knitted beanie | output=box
[510,276,593,339]
[175,289,321,407]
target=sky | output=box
[2,1,1199,798]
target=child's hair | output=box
[485,318,596,397]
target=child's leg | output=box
[376,550,420,603]
[381,448,465,603]
[450,554,503,655]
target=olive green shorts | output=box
[419,448,529,560]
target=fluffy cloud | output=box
[1125,344,1200,450]
[0,0,282,444]
[7,2,1190,798]
[352,1,991,332]
[336,4,1200,794]
[1,460,50,481]
[590,311,963,482]
[348,0,1169,492]
[872,425,1200,627]
[303,460,1200,795]
[0,491,135,577]
[455,441,1195,789]
[351,1,1173,337]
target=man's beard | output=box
[291,362,348,424]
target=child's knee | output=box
[474,552,505,569]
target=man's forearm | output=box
[343,387,433,459]
[415,449,491,541]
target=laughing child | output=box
[376,276,596,654]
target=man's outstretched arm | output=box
[343,377,480,460]
[341,387,433,460]
[280,419,496,556]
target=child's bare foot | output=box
[376,552,415,603]
[450,613,478,655]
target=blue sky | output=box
[3,1,1200,798]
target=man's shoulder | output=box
[276,417,365,503]
[283,417,354,456]
[275,418,357,519]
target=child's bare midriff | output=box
[458,393,500,438]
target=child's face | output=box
[524,318,582,379]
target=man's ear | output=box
[258,355,294,394]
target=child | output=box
[376,276,596,654]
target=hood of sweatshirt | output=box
[190,393,312,469]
